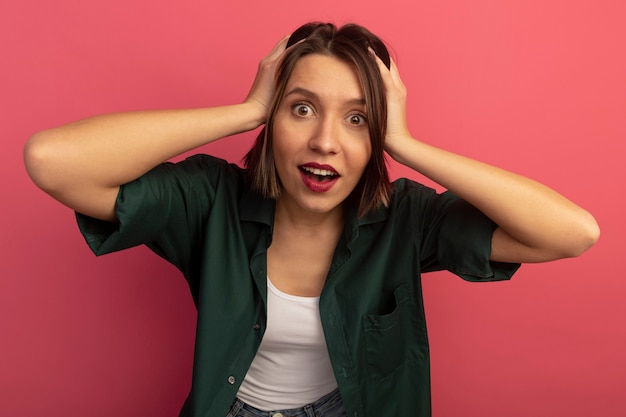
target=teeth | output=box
[302,166,337,177]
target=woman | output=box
[24,22,599,417]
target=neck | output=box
[274,198,345,234]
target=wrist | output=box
[385,134,416,164]
[240,101,268,130]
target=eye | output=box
[346,113,367,126]
[292,103,313,117]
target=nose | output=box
[308,116,340,154]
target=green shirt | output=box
[76,154,519,417]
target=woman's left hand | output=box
[370,50,413,161]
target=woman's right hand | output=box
[243,35,291,126]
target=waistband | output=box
[227,388,344,417]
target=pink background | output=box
[2,0,624,416]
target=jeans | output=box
[226,389,346,417]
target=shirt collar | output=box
[239,188,275,228]
[238,187,389,236]
[344,201,389,245]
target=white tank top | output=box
[236,277,338,410]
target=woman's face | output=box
[272,53,372,217]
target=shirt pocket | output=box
[362,284,426,382]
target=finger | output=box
[266,35,306,67]
[387,57,406,89]
[371,51,404,94]
[369,47,401,87]
[267,35,290,59]
[368,47,392,87]
[368,47,388,72]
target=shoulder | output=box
[167,154,245,177]
[379,178,468,233]
[390,177,434,195]
[145,154,249,191]
[388,177,453,210]
[116,154,255,218]
[351,178,449,229]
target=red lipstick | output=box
[299,162,339,193]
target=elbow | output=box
[563,211,600,258]
[24,130,62,193]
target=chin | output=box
[293,196,344,216]
[302,202,341,214]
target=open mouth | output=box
[299,165,339,182]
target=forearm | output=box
[26,103,262,188]
[387,137,600,261]
[24,102,264,219]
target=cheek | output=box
[271,112,297,150]
[270,124,297,180]
[350,139,373,172]
[271,122,288,158]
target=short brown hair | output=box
[244,22,393,217]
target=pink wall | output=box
[2,0,624,416]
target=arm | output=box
[24,36,290,222]
[372,53,599,263]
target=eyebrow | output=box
[284,87,366,107]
